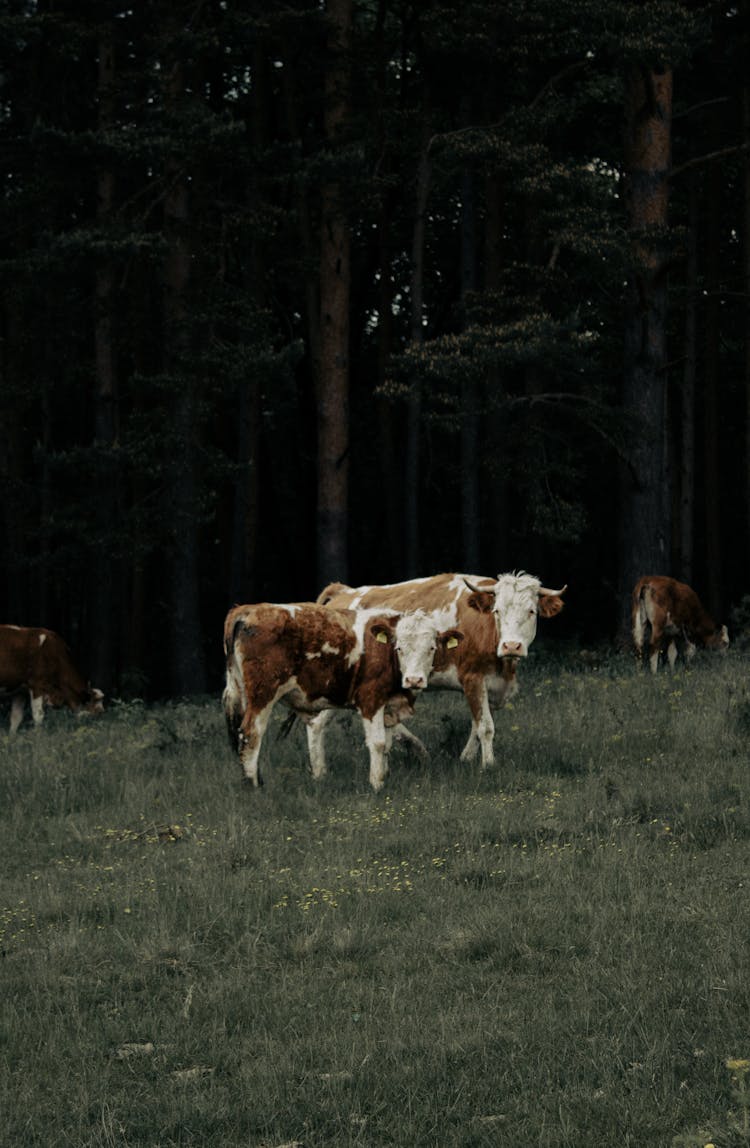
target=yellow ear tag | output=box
[446,636,459,649]
[376,631,389,644]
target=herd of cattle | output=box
[0,572,730,791]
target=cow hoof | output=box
[241,774,263,788]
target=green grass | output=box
[2,654,750,1147]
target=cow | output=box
[0,624,104,733]
[222,602,463,791]
[631,575,729,673]
[317,572,567,769]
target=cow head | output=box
[705,624,730,653]
[85,686,105,714]
[380,612,463,691]
[465,572,566,660]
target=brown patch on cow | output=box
[539,594,565,618]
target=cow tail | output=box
[223,615,249,658]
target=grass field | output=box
[2,652,750,1147]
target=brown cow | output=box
[222,602,463,790]
[318,572,566,768]
[0,624,104,732]
[631,575,729,673]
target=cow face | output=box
[706,624,730,653]
[468,573,566,660]
[393,613,464,691]
[84,686,105,714]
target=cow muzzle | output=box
[499,640,525,658]
[402,675,428,690]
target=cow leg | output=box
[29,693,45,728]
[647,625,663,675]
[362,708,389,792]
[632,607,645,663]
[306,710,335,780]
[460,677,495,768]
[667,640,678,671]
[9,693,26,734]
[392,722,429,761]
[237,703,275,787]
[684,637,697,665]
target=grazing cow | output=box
[631,575,729,673]
[0,624,104,733]
[222,602,463,791]
[318,572,566,769]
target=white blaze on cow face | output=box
[491,574,544,659]
[393,612,462,691]
[393,613,439,690]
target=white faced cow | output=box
[632,575,729,673]
[0,624,104,732]
[222,602,462,791]
[317,572,566,768]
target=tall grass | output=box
[2,653,750,1147]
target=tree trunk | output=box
[678,176,697,585]
[703,161,722,618]
[460,162,480,570]
[317,0,352,586]
[90,22,118,693]
[405,131,431,577]
[0,295,26,621]
[230,38,265,606]
[373,0,401,578]
[739,27,744,583]
[483,170,509,573]
[618,63,673,638]
[163,52,206,694]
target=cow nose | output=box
[500,641,523,657]
[403,675,426,690]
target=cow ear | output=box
[371,624,393,645]
[441,629,464,649]
[538,594,564,618]
[467,591,494,614]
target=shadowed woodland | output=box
[1,0,749,698]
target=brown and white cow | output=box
[318,572,566,769]
[631,575,729,673]
[0,624,104,732]
[222,602,463,791]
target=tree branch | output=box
[671,142,750,180]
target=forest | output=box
[1,0,749,699]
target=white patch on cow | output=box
[362,708,389,791]
[393,611,442,690]
[491,572,544,658]
[303,642,339,661]
[9,694,25,734]
[38,633,47,646]
[306,710,335,778]
[459,682,494,767]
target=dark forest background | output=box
[1,0,749,699]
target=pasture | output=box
[2,654,750,1147]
